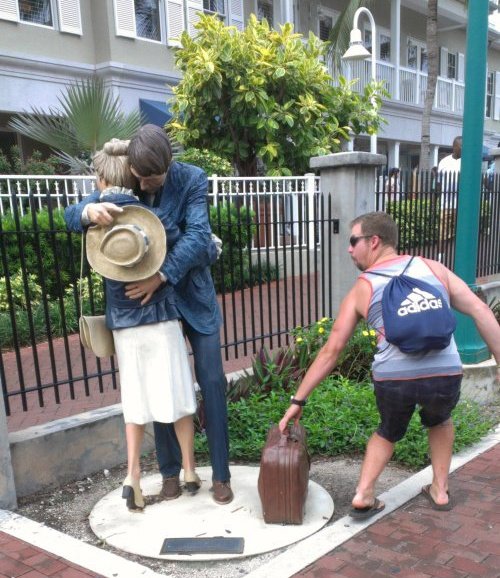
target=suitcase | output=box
[258,424,310,524]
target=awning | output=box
[139,99,172,128]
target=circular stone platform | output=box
[89,465,334,561]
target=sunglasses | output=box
[349,235,372,247]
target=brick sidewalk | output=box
[0,531,104,578]
[294,443,500,578]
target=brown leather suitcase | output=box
[258,424,310,524]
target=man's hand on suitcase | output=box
[279,404,302,433]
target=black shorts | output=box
[373,375,462,443]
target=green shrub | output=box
[210,203,264,293]
[0,270,42,311]
[177,148,233,176]
[195,378,495,468]
[0,207,81,299]
[386,199,440,249]
[0,272,105,350]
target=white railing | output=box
[0,174,321,251]
[0,175,97,216]
[210,174,320,250]
[332,59,465,115]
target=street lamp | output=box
[342,7,377,154]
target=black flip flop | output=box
[350,498,385,520]
[421,484,453,511]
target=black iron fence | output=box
[0,184,334,418]
[1,169,499,420]
[375,167,500,278]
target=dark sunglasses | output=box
[349,235,372,247]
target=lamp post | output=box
[342,7,377,154]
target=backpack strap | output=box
[365,256,415,279]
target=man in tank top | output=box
[279,211,500,518]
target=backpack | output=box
[367,257,456,354]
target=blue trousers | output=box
[153,321,230,482]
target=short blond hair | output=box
[92,139,137,190]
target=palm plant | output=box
[8,77,143,174]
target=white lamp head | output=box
[342,28,371,61]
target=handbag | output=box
[78,233,115,358]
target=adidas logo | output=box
[397,287,443,316]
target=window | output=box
[0,0,81,34]
[135,0,161,40]
[486,72,494,118]
[318,7,338,42]
[257,0,273,27]
[447,51,457,79]
[19,0,53,26]
[380,33,390,61]
[318,13,332,41]
[363,26,391,61]
[407,38,427,72]
[203,0,226,20]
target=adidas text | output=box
[398,298,442,316]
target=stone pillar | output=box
[0,388,17,509]
[310,152,386,317]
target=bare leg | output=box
[352,432,394,509]
[123,423,145,510]
[174,415,196,475]
[126,423,145,480]
[427,418,454,506]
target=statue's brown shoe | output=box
[210,481,233,505]
[160,475,181,500]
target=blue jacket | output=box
[64,163,222,334]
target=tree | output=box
[8,77,142,173]
[419,0,439,171]
[168,14,385,176]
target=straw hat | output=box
[86,205,166,282]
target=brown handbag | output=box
[78,233,115,358]
[258,423,310,525]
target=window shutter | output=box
[457,52,464,82]
[58,0,82,35]
[0,0,19,22]
[166,0,185,46]
[228,0,244,30]
[187,0,203,36]
[494,71,500,121]
[113,0,136,38]
[439,47,448,77]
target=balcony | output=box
[331,59,465,115]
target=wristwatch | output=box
[290,396,307,407]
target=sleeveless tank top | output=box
[361,255,463,381]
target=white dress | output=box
[113,320,196,424]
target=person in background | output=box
[279,211,500,519]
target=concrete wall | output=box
[8,405,154,498]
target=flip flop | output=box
[421,484,453,511]
[350,498,385,520]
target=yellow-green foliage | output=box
[169,15,386,176]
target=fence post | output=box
[211,174,218,206]
[305,173,316,250]
[0,385,17,510]
[310,151,386,317]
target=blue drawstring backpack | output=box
[367,257,456,354]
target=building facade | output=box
[1,0,500,169]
